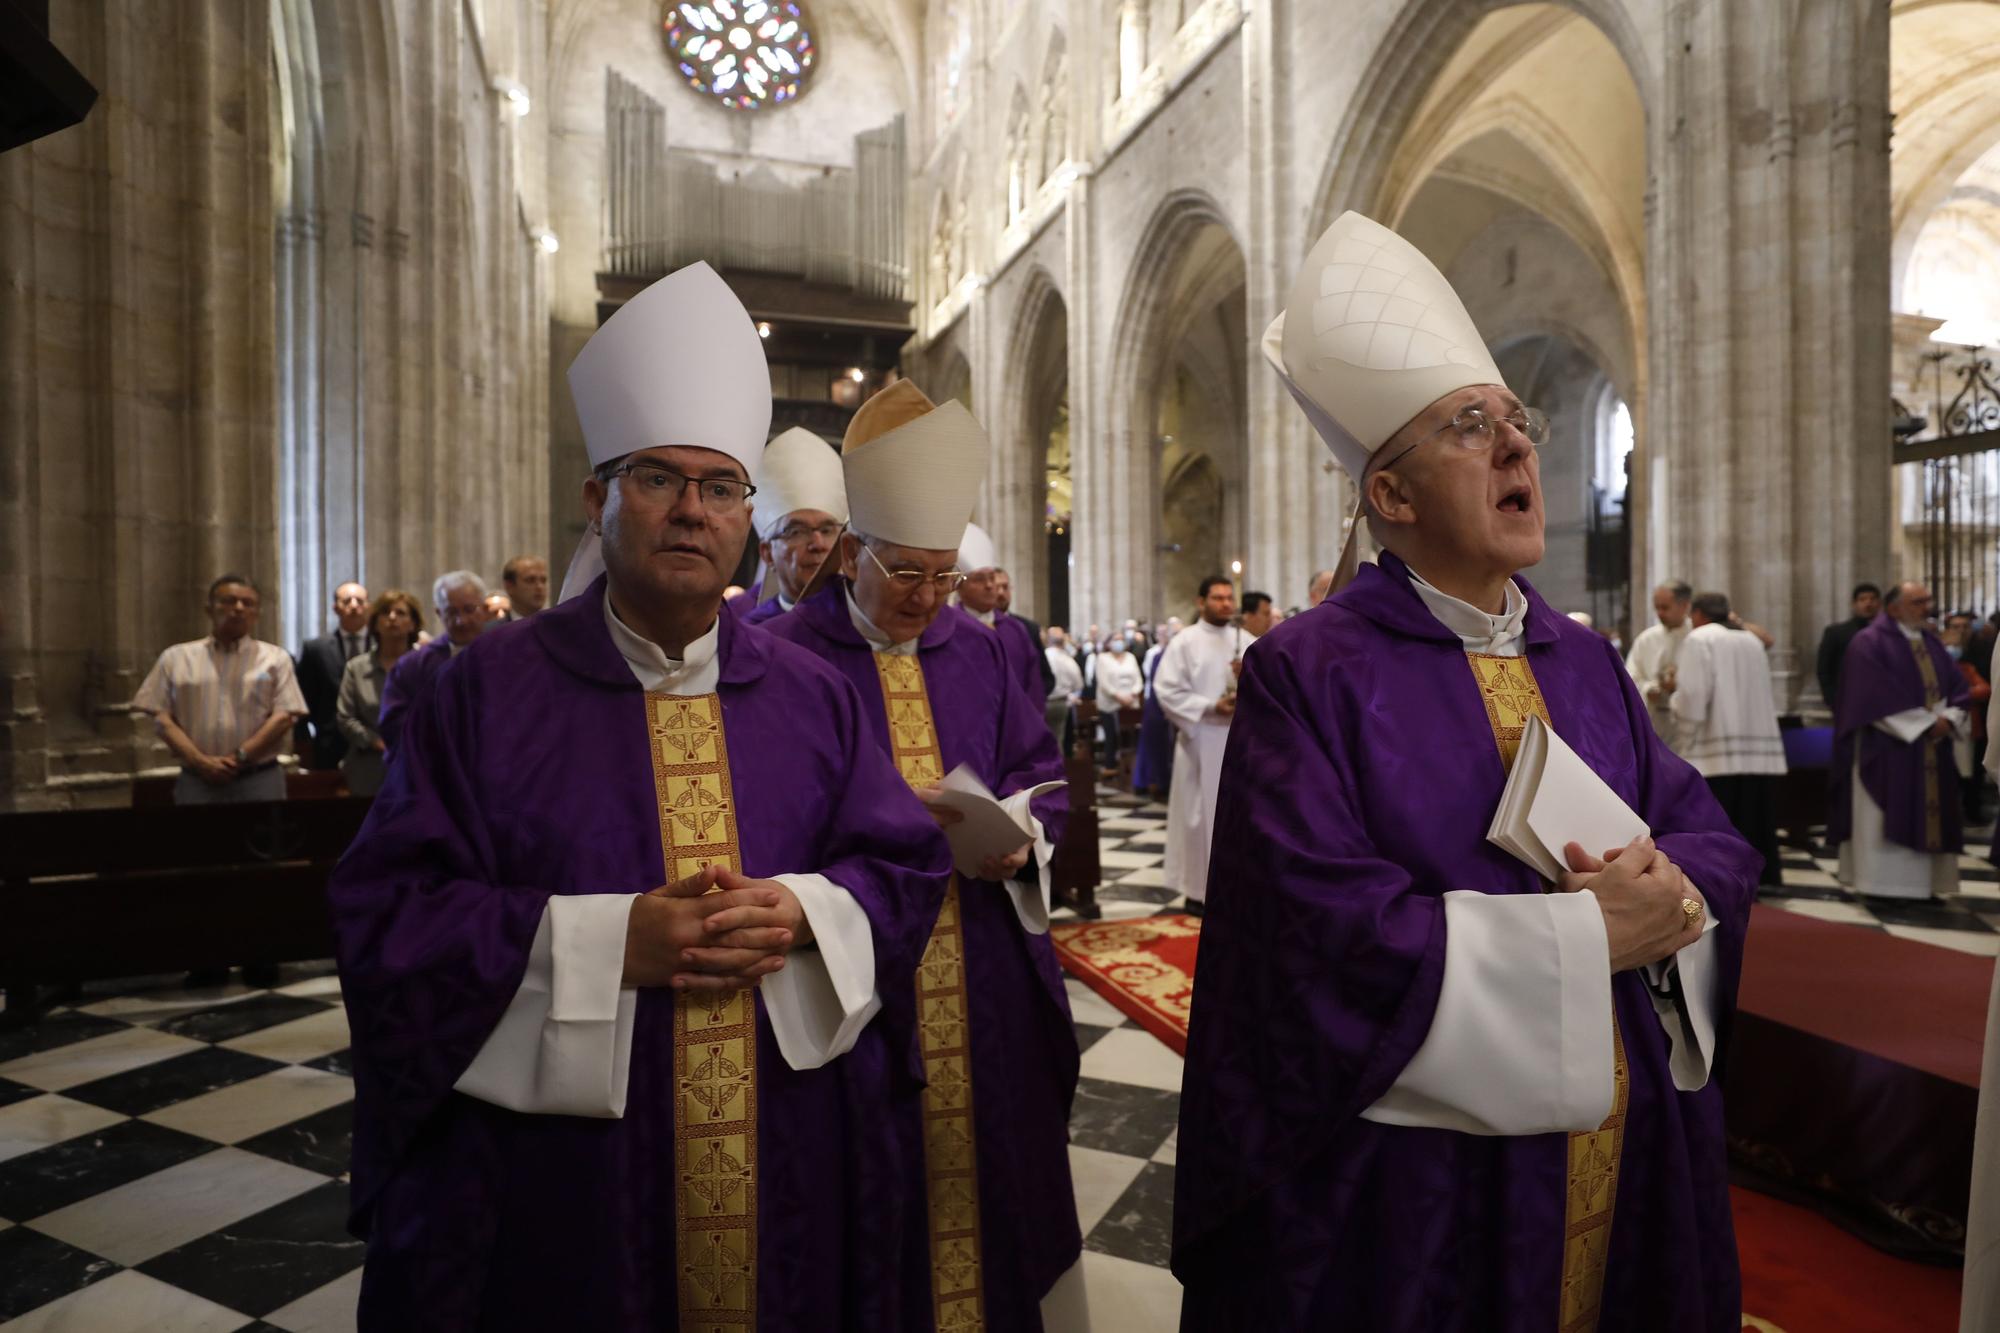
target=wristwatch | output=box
[232,747,249,766]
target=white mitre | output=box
[1260,211,1507,483]
[842,381,990,552]
[559,262,771,602]
[752,427,848,541]
[958,522,997,575]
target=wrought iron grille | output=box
[1896,343,2000,616]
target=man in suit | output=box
[994,566,1057,697]
[1815,581,1882,708]
[294,581,370,769]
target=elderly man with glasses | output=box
[737,425,848,627]
[329,263,950,1329]
[765,380,1086,1332]
[1829,579,1971,901]
[1174,212,1761,1332]
[375,568,493,751]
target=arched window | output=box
[1596,392,1634,502]
[934,0,971,125]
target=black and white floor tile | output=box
[4,792,1991,1330]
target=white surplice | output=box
[452,595,881,1118]
[1667,622,1786,777]
[1837,621,1967,901]
[1358,569,1721,1135]
[1625,620,1690,752]
[1154,618,1248,903]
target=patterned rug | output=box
[1051,914,1201,1055]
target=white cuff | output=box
[454,894,638,1119]
[1362,889,1614,1136]
[996,788,1054,935]
[759,873,881,1071]
[1641,902,1721,1091]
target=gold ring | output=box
[1682,897,1703,928]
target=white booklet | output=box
[922,763,1067,878]
[1878,707,1939,745]
[1486,714,1650,883]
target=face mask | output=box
[1948,645,1964,660]
[1110,640,1126,654]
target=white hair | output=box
[433,569,488,609]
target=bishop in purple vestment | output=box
[377,571,491,749]
[1177,210,1760,1331]
[769,379,1083,1331]
[1828,585,1971,867]
[333,261,952,1331]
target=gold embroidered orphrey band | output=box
[873,651,987,1332]
[647,692,757,1333]
[1907,635,1946,851]
[1465,654,1632,1333]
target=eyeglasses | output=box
[861,541,966,595]
[605,461,757,513]
[1375,404,1550,473]
[776,520,845,545]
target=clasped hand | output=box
[1557,836,1704,973]
[622,864,813,992]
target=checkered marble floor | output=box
[6,792,1986,1331]
[0,793,1189,1333]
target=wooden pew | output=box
[0,797,371,1027]
[1051,700,1103,919]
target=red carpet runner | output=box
[1051,914,1200,1055]
[1052,913,1965,1329]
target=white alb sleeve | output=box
[1641,905,1722,1091]
[1361,889,1614,1136]
[455,893,638,1118]
[759,873,880,1071]
[994,788,1055,935]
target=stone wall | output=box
[907,0,1900,681]
[1,0,552,809]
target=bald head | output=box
[1885,580,1933,629]
[1307,569,1336,607]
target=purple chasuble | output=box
[1173,554,1761,1332]
[329,576,951,1331]
[765,580,1082,1330]
[376,636,454,751]
[992,612,1047,706]
[1827,614,1969,854]
[740,594,788,628]
[1132,652,1173,795]
[722,578,762,623]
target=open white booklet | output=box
[1486,714,1650,883]
[923,763,1067,878]
[1878,705,1949,744]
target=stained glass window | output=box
[663,1,817,111]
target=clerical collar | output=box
[1406,567,1528,654]
[1896,621,1923,643]
[970,607,997,627]
[845,588,919,656]
[603,591,721,693]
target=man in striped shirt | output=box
[133,573,307,806]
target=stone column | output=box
[1239,0,1334,610]
[0,0,276,808]
[1648,0,1891,707]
